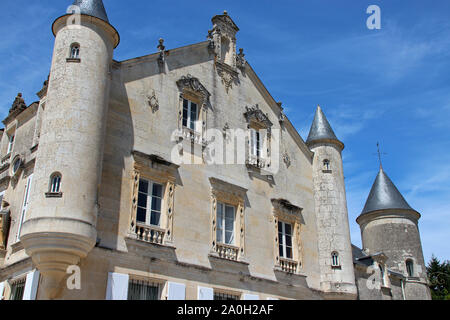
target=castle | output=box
[0,0,431,300]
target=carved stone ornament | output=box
[236,48,246,70]
[36,76,49,100]
[283,152,291,168]
[9,93,27,115]
[147,90,159,113]
[216,62,239,94]
[176,75,211,107]
[244,104,273,129]
[157,38,166,68]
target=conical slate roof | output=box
[361,168,414,215]
[306,106,340,145]
[72,0,109,22]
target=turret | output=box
[20,0,119,299]
[357,167,431,300]
[307,106,357,299]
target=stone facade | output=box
[0,1,430,300]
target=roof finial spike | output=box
[376,142,387,170]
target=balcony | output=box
[216,243,240,261]
[279,258,298,274]
[175,127,205,146]
[246,154,266,169]
[135,224,165,245]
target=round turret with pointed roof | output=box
[358,167,419,219]
[306,106,344,150]
[52,0,120,48]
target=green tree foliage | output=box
[427,255,450,300]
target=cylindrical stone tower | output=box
[20,0,119,299]
[306,106,357,299]
[357,167,431,300]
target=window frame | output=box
[7,134,14,154]
[8,277,26,301]
[209,177,247,262]
[16,174,33,242]
[272,199,303,274]
[213,290,241,301]
[49,173,62,193]
[331,251,340,267]
[70,43,80,59]
[136,178,164,227]
[129,151,178,246]
[182,98,199,132]
[127,279,162,301]
[406,259,414,277]
[278,221,293,260]
[216,201,236,246]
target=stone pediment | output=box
[176,75,211,106]
[244,104,273,129]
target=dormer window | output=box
[244,104,273,170]
[70,43,80,59]
[406,259,414,277]
[331,251,340,267]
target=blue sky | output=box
[0,0,449,263]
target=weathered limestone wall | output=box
[94,41,322,299]
[310,143,357,298]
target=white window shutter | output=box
[23,270,40,300]
[106,272,129,300]
[0,281,5,300]
[197,286,214,300]
[243,293,259,300]
[167,282,186,300]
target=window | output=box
[216,202,235,245]
[0,191,5,210]
[17,174,32,241]
[214,291,240,300]
[49,173,62,193]
[137,179,163,227]
[11,157,21,176]
[249,128,262,158]
[70,43,80,59]
[7,134,14,154]
[323,159,330,171]
[406,259,414,277]
[278,221,293,260]
[9,278,26,300]
[379,264,386,286]
[182,98,198,131]
[331,251,340,267]
[209,178,246,262]
[128,280,160,300]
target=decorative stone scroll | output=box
[244,104,273,130]
[176,75,211,107]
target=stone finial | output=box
[223,10,228,15]
[157,38,166,67]
[157,38,165,52]
[9,93,27,115]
